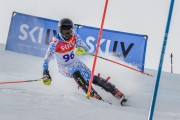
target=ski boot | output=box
[93,75,127,106]
[90,89,102,100]
[112,88,127,106]
[73,71,102,101]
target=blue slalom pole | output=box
[148,0,175,120]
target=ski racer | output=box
[42,18,127,105]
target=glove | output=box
[74,47,88,55]
[42,70,51,86]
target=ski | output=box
[120,98,128,106]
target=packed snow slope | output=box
[0,43,180,120]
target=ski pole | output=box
[89,53,153,77]
[75,47,153,77]
[0,79,42,84]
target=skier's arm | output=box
[75,34,89,55]
[42,39,56,86]
[75,34,89,52]
[43,41,56,71]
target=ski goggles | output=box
[60,29,73,35]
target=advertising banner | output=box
[76,25,147,71]
[6,12,147,71]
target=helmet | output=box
[58,18,74,40]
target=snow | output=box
[0,43,180,120]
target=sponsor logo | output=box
[18,24,134,58]
[18,24,57,44]
[86,36,134,58]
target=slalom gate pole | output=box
[0,79,42,84]
[170,53,173,73]
[88,53,153,77]
[148,0,175,120]
[87,0,109,99]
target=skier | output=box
[42,18,127,105]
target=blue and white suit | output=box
[43,33,91,81]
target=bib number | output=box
[63,51,75,62]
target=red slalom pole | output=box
[87,0,109,99]
[0,79,42,84]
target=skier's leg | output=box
[72,71,88,93]
[60,59,103,100]
[93,75,127,105]
[72,71,102,100]
[93,75,125,100]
